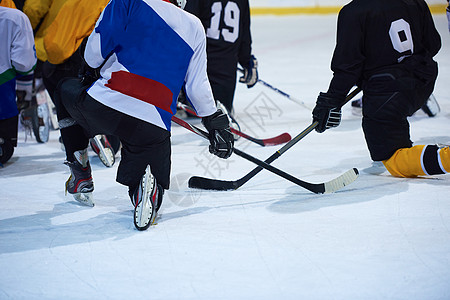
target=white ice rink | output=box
[1,13,450,300]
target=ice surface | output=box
[1,14,449,300]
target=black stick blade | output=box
[188,176,239,191]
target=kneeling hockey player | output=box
[312,0,449,178]
[53,0,234,230]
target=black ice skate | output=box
[131,165,162,230]
[90,135,115,167]
[65,149,94,207]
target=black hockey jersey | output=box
[327,0,441,99]
[184,0,252,83]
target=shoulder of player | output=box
[0,6,31,29]
[179,7,203,27]
[177,8,206,42]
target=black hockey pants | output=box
[361,54,438,161]
[53,78,171,190]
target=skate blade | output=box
[98,147,115,168]
[134,201,155,230]
[73,192,95,207]
[92,135,115,167]
[134,166,155,230]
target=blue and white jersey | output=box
[0,7,36,120]
[85,0,217,131]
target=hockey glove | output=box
[312,92,343,133]
[202,110,234,159]
[239,55,258,88]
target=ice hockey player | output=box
[1,0,35,114]
[40,0,120,167]
[0,4,37,166]
[184,0,258,130]
[312,0,449,178]
[53,0,234,230]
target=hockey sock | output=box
[382,145,450,178]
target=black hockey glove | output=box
[202,110,234,159]
[312,92,343,133]
[239,55,258,88]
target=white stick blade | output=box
[323,168,359,194]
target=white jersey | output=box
[85,0,217,131]
[0,6,36,120]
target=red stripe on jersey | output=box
[105,70,174,114]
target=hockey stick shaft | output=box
[232,121,318,188]
[188,87,362,191]
[238,68,311,109]
[236,85,362,165]
[235,121,318,185]
[238,68,362,111]
[259,79,311,109]
[176,102,291,146]
[171,116,332,193]
[188,121,318,191]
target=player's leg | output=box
[383,145,449,177]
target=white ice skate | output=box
[90,135,116,168]
[132,165,160,230]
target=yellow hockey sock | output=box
[382,145,450,178]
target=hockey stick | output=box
[176,102,291,146]
[238,68,312,110]
[172,115,358,194]
[188,87,362,192]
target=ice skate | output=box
[65,148,94,207]
[131,165,162,230]
[35,102,50,143]
[17,82,50,143]
[90,135,115,167]
[35,82,59,130]
[18,97,35,141]
[18,102,50,143]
